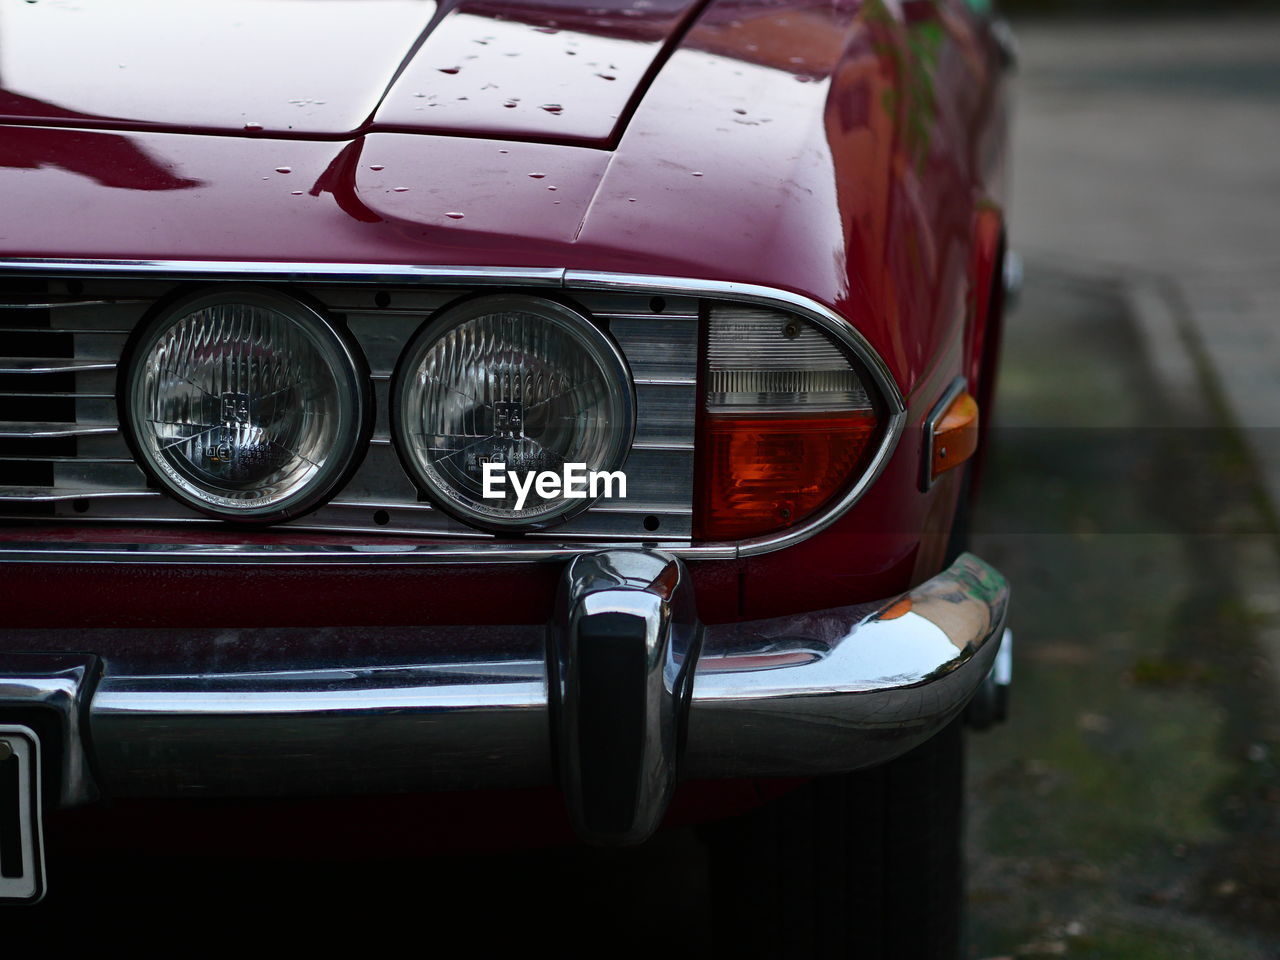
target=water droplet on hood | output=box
[243,122,264,132]
[369,164,385,171]
[596,73,616,81]
[541,104,563,114]
[393,186,410,192]
[444,212,465,220]
[438,66,461,75]
[528,172,546,179]
[275,166,292,174]
[691,171,704,177]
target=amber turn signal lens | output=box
[931,391,979,481]
[695,413,879,540]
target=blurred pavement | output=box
[964,16,1280,958]
[1010,17,1280,505]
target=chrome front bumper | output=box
[1,551,1008,844]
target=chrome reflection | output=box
[0,653,99,806]
[686,553,1009,777]
[550,548,700,845]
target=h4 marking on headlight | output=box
[493,401,524,438]
[220,392,252,424]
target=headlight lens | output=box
[126,289,367,521]
[394,295,634,530]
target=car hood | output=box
[0,0,703,146]
[0,0,1003,395]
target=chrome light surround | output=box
[392,294,636,531]
[123,288,369,522]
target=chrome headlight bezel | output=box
[391,294,636,532]
[122,287,370,523]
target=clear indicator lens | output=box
[397,297,633,528]
[129,292,361,518]
[705,307,871,414]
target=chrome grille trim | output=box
[0,463,133,471]
[0,299,151,310]
[0,423,117,439]
[0,259,907,558]
[0,488,157,503]
[0,540,739,563]
[0,360,116,374]
[0,259,564,285]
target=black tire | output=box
[704,720,965,959]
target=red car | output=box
[0,0,1012,952]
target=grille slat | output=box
[0,359,116,374]
[0,422,117,438]
[0,486,156,502]
[0,299,150,311]
[0,463,133,471]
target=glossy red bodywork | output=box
[0,0,1008,675]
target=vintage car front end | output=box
[0,262,1009,898]
[0,0,1013,950]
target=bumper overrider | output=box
[1,550,1008,851]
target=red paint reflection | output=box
[0,94,201,191]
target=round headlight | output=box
[393,295,634,530]
[125,289,368,522]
